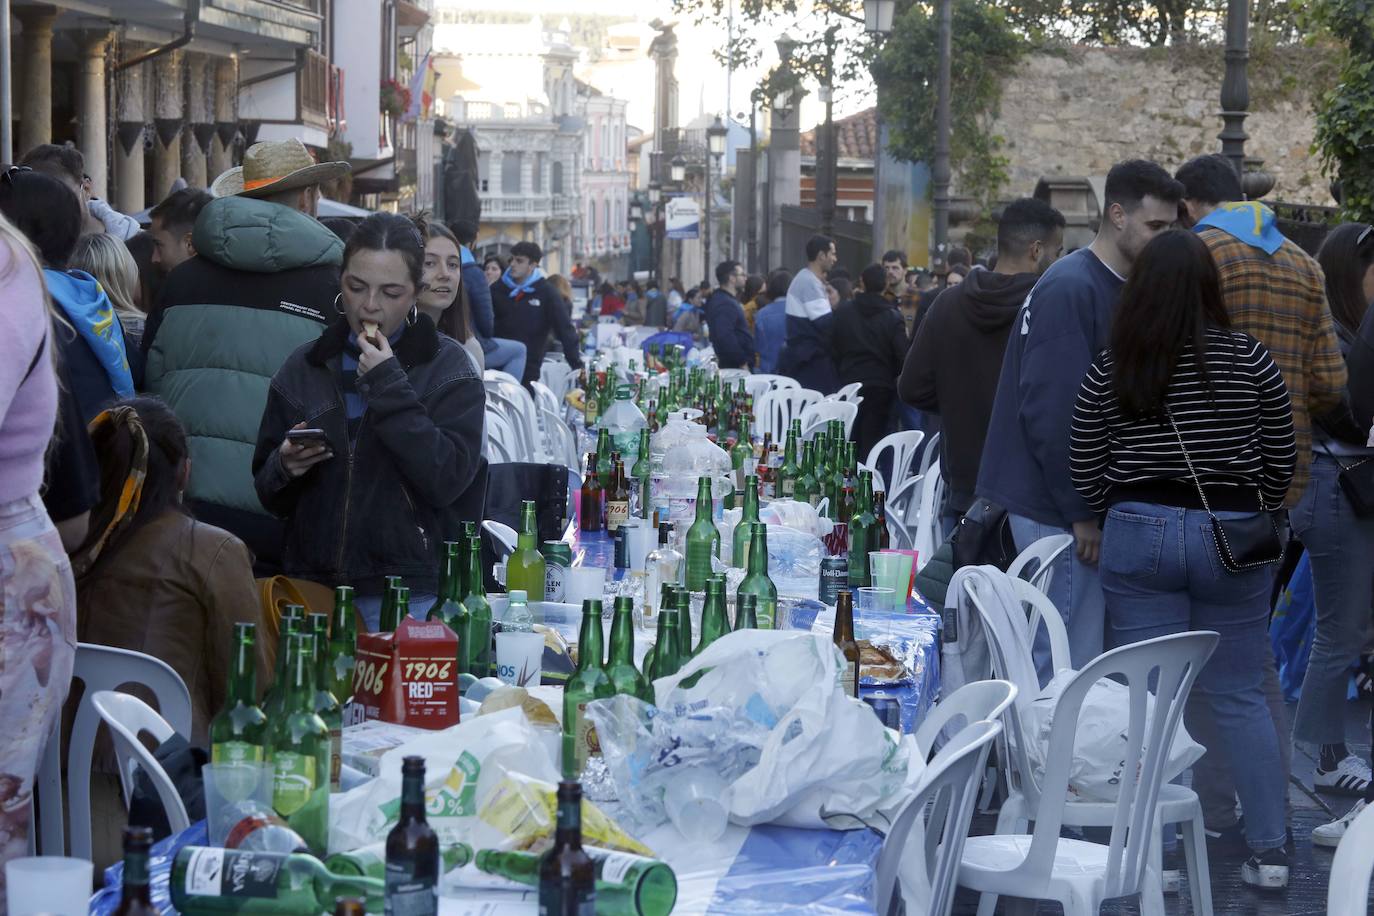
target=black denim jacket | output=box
[252,316,485,595]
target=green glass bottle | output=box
[378,578,404,633]
[391,586,412,629]
[538,781,596,915]
[308,614,343,792]
[735,593,759,630]
[477,846,677,916]
[683,476,719,592]
[631,428,652,520]
[269,634,329,853]
[563,600,614,778]
[506,500,547,599]
[795,440,817,506]
[731,476,760,570]
[169,847,383,913]
[325,842,472,880]
[673,588,694,664]
[595,429,614,488]
[738,522,778,629]
[696,576,731,656]
[648,608,682,681]
[584,371,600,429]
[848,470,881,589]
[730,418,753,489]
[776,429,801,499]
[605,597,649,701]
[262,616,302,723]
[426,540,467,674]
[462,534,494,678]
[210,622,268,765]
[329,586,357,708]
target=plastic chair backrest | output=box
[529,380,562,419]
[743,373,799,400]
[756,387,822,442]
[540,362,578,403]
[486,382,542,460]
[540,407,579,472]
[913,680,1017,760]
[827,381,864,403]
[483,519,518,558]
[884,473,923,551]
[1328,799,1374,916]
[37,644,191,861]
[718,368,750,385]
[918,431,941,480]
[1004,631,1217,901]
[89,691,191,834]
[913,459,945,565]
[876,719,1003,916]
[799,400,859,440]
[1007,534,1074,597]
[1010,579,1072,677]
[866,430,926,504]
[483,369,522,388]
[485,407,518,463]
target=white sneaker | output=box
[1313,799,1368,849]
[1314,755,1373,797]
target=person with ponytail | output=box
[252,213,486,629]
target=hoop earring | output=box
[407,304,418,326]
[333,293,345,316]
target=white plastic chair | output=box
[486,381,542,461]
[717,368,750,386]
[866,430,926,501]
[89,691,191,835]
[529,379,563,420]
[540,407,579,471]
[35,644,191,861]
[958,631,1219,916]
[483,519,518,559]
[1007,533,1075,598]
[799,399,859,441]
[755,387,822,443]
[827,381,864,403]
[483,368,522,388]
[913,459,946,567]
[540,362,578,404]
[485,407,519,463]
[1328,800,1374,915]
[913,679,1018,761]
[744,373,799,401]
[877,719,1003,916]
[885,473,923,551]
[918,431,941,481]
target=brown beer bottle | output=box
[580,453,604,533]
[606,458,631,533]
[112,826,158,915]
[334,900,367,916]
[834,589,861,698]
[539,781,596,914]
[385,755,440,913]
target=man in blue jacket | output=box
[704,260,755,369]
[976,159,1182,671]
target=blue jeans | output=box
[1010,514,1105,679]
[1101,501,1287,852]
[1291,453,1374,747]
[355,592,438,632]
[485,337,527,381]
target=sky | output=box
[431,0,877,136]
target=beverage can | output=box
[863,692,903,730]
[541,541,572,602]
[819,557,848,605]
[612,526,630,569]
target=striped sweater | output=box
[1070,328,1297,514]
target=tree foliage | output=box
[1310,0,1374,221]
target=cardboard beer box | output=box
[353,617,460,729]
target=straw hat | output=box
[210,138,350,199]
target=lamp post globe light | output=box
[707,116,728,157]
[864,0,896,34]
[670,155,687,184]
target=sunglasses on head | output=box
[1,165,32,185]
[1359,225,1373,249]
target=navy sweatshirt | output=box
[976,248,1125,528]
[703,288,755,369]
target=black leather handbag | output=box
[1167,410,1286,573]
[1318,440,1374,517]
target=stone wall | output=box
[981,45,1339,206]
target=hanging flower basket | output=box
[380,78,412,118]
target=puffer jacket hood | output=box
[958,268,1038,333]
[192,196,343,274]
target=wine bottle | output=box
[329,586,358,708]
[648,608,682,681]
[731,476,759,569]
[210,622,268,765]
[262,615,302,723]
[269,634,329,853]
[777,429,801,498]
[737,522,778,629]
[170,847,383,913]
[605,597,649,701]
[683,476,719,592]
[696,576,731,656]
[563,601,614,778]
[308,614,343,792]
[848,470,880,589]
[735,593,758,630]
[325,842,472,880]
[462,534,494,677]
[477,846,677,916]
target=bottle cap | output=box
[508,590,527,603]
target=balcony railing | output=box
[481,195,553,219]
[300,48,330,129]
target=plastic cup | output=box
[869,552,914,611]
[6,857,92,916]
[495,630,545,686]
[564,565,607,609]
[203,761,275,846]
[854,586,896,642]
[664,767,731,842]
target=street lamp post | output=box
[864,0,896,260]
[706,116,728,283]
[818,83,836,237]
[670,155,687,283]
[931,0,953,275]
[648,181,662,283]
[1219,0,1250,182]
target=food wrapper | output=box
[329,708,649,858]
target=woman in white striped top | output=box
[1070,229,1297,889]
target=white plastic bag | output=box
[653,630,914,829]
[1021,671,1205,803]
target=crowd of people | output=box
[0,128,1370,898]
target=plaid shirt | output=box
[1200,227,1346,506]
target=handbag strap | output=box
[1163,407,1218,517]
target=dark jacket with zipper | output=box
[777,313,839,394]
[703,288,755,369]
[830,291,908,389]
[490,275,583,384]
[1314,302,1374,449]
[252,315,486,596]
